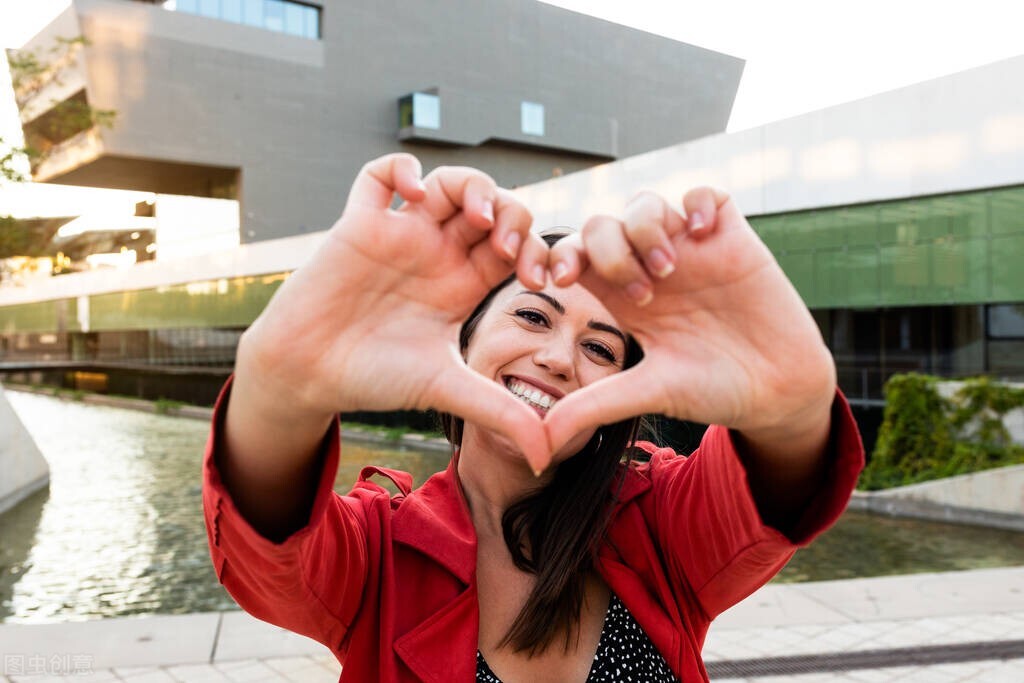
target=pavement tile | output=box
[0,614,218,670]
[213,612,326,663]
[262,657,337,683]
[211,660,284,683]
[115,668,178,683]
[165,664,235,683]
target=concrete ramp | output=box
[0,385,49,514]
[852,464,1024,531]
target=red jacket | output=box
[203,380,863,682]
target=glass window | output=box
[198,0,220,18]
[988,304,1024,339]
[221,0,242,22]
[412,92,441,129]
[264,0,285,31]
[521,101,544,136]
[303,4,319,38]
[283,2,305,36]
[241,0,263,26]
[176,0,200,13]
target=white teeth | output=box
[505,378,557,410]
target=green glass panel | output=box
[990,187,1024,236]
[931,235,989,304]
[880,242,929,305]
[88,273,287,331]
[749,215,786,252]
[949,193,988,240]
[814,248,848,305]
[777,252,816,306]
[991,233,1024,301]
[845,245,881,307]
[784,211,845,251]
[878,201,919,246]
[913,197,953,242]
[841,205,879,247]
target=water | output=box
[2,390,1023,623]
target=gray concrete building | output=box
[15,0,743,242]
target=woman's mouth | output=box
[504,377,560,415]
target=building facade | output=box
[14,0,743,242]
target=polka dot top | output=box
[476,593,679,682]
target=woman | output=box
[202,154,864,682]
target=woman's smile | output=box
[503,375,565,416]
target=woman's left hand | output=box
[543,188,837,464]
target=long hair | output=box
[439,230,647,656]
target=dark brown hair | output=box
[439,230,647,656]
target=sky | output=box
[1,0,1023,216]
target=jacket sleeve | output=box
[645,388,865,621]
[202,376,368,654]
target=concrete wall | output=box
[0,385,49,514]
[19,0,742,243]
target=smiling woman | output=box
[201,153,865,682]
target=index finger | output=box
[346,153,426,210]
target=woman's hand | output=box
[239,153,551,465]
[542,188,837,466]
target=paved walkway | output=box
[1,566,1022,682]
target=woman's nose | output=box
[533,337,574,381]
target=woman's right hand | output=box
[237,153,551,464]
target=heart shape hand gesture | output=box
[242,154,836,478]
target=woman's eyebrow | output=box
[588,320,627,346]
[517,290,565,314]
[517,290,626,345]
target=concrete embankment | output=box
[0,384,49,515]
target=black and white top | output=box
[476,593,679,682]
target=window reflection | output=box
[162,0,320,40]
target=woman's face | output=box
[463,280,628,458]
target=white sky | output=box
[1,0,1023,216]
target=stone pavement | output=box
[1,566,1022,682]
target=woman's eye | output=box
[515,309,549,326]
[584,342,617,364]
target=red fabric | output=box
[203,378,864,682]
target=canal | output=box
[2,390,1023,623]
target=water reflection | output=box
[1,390,1022,623]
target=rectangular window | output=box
[198,0,220,18]
[303,4,319,38]
[264,0,285,31]
[521,101,545,136]
[283,2,305,36]
[221,0,242,22]
[169,0,320,39]
[988,304,1024,339]
[241,0,262,26]
[412,92,441,129]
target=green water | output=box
[2,390,1022,623]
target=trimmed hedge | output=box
[859,373,1024,490]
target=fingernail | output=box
[625,282,653,306]
[414,179,427,193]
[503,231,521,258]
[481,200,494,224]
[552,261,569,283]
[532,468,543,478]
[647,248,674,278]
[532,264,546,286]
[689,211,706,232]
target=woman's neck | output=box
[457,424,552,539]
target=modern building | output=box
[12,0,743,242]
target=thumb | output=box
[427,354,552,475]
[543,362,661,456]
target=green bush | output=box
[860,373,1024,490]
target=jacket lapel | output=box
[390,455,478,681]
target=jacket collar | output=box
[391,452,478,585]
[390,450,655,585]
